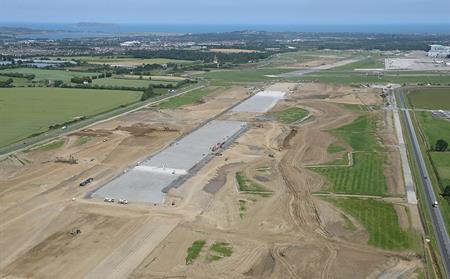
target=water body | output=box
[1,22,449,39]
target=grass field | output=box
[273,107,309,124]
[0,88,141,147]
[430,152,450,186]
[290,71,450,85]
[415,112,450,149]
[92,77,178,88]
[313,152,387,195]
[332,114,379,151]
[310,112,388,195]
[0,68,99,83]
[185,240,206,265]
[407,88,450,110]
[62,56,193,65]
[331,198,419,250]
[204,68,291,83]
[158,88,209,109]
[329,57,384,71]
[327,144,346,154]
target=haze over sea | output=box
[1,22,449,40]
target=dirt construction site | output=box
[0,79,426,278]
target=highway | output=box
[398,89,450,278]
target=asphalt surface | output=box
[398,89,450,278]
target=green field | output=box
[290,71,450,85]
[0,88,141,147]
[332,114,379,151]
[331,198,419,250]
[329,57,385,71]
[0,68,99,83]
[415,112,450,149]
[310,112,388,195]
[430,152,450,186]
[204,68,291,83]
[92,77,178,88]
[158,88,209,109]
[327,144,346,154]
[61,56,193,65]
[273,107,309,124]
[313,152,387,195]
[407,88,450,110]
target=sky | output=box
[1,0,449,25]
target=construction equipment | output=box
[104,197,114,203]
[79,177,94,186]
[70,228,81,236]
[118,199,128,205]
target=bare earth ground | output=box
[0,82,424,278]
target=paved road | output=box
[398,89,450,278]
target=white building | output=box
[428,45,450,58]
[120,41,141,47]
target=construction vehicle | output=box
[79,177,94,186]
[118,199,128,205]
[70,228,81,236]
[104,197,114,203]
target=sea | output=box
[1,22,449,39]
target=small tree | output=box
[435,139,448,152]
[141,86,154,101]
[442,185,450,198]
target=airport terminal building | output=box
[428,45,450,58]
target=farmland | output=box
[415,111,450,148]
[92,77,178,88]
[62,56,194,65]
[0,87,141,147]
[0,68,100,83]
[407,87,450,110]
[430,152,450,186]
